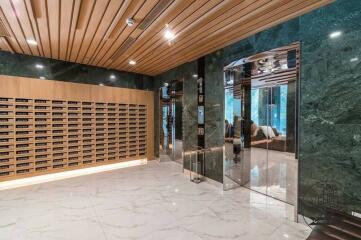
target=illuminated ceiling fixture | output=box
[126,18,135,27]
[26,39,37,45]
[35,64,44,69]
[164,24,175,40]
[329,31,342,39]
[129,60,136,65]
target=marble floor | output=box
[0,161,310,240]
[224,143,297,205]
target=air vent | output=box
[111,37,136,61]
[0,13,10,37]
[137,0,173,31]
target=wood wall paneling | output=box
[0,75,154,181]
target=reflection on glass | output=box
[223,43,299,205]
[159,81,184,164]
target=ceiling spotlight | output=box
[26,39,37,45]
[129,60,136,65]
[126,18,135,27]
[350,57,359,62]
[164,25,175,40]
[110,74,116,79]
[35,64,44,69]
[99,83,104,86]
[39,76,46,79]
[329,31,342,39]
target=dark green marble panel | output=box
[298,0,361,216]
[154,61,198,160]
[0,51,154,90]
[155,0,361,217]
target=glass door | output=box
[267,83,297,204]
[223,43,299,206]
[159,85,174,162]
[159,81,184,164]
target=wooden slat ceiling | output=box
[0,0,333,76]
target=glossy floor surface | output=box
[0,161,310,240]
[224,143,297,205]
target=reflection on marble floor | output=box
[0,161,309,240]
[159,140,183,165]
[174,139,183,164]
[225,143,297,205]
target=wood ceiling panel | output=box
[59,0,74,60]
[111,0,224,70]
[88,0,146,66]
[107,0,196,69]
[95,0,157,67]
[81,0,124,64]
[131,0,267,73]
[144,0,332,75]
[0,0,31,54]
[47,0,60,59]
[10,0,40,56]
[0,0,333,76]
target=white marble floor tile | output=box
[0,161,310,240]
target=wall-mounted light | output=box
[110,74,116,79]
[129,60,136,65]
[350,57,359,62]
[99,83,104,86]
[192,74,198,78]
[35,64,44,69]
[329,31,342,39]
[164,24,175,40]
[39,76,46,79]
[26,39,37,45]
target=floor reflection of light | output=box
[0,159,147,191]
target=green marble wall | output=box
[155,61,198,163]
[155,0,361,216]
[0,51,154,90]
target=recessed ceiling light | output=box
[39,76,46,79]
[329,31,342,39]
[164,25,175,40]
[26,39,37,45]
[35,64,44,69]
[350,57,358,62]
[129,60,136,65]
[110,74,116,79]
[192,74,198,78]
[99,83,104,86]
